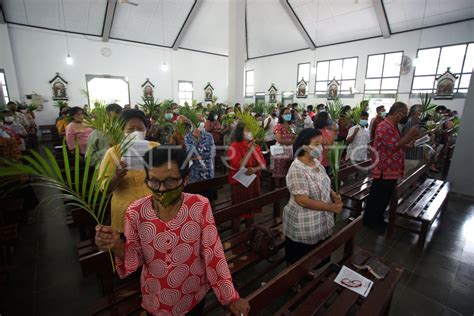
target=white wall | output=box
[6,25,229,126]
[0,24,20,102]
[245,20,474,116]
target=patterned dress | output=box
[184,131,215,183]
[116,193,240,315]
[271,123,296,178]
[283,158,334,244]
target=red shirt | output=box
[227,140,266,185]
[370,116,384,141]
[116,194,240,315]
[370,119,404,180]
[308,111,315,119]
[320,127,335,167]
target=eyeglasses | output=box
[145,177,182,190]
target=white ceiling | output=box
[383,0,474,33]
[2,0,474,58]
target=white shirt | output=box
[346,125,370,162]
[303,116,313,129]
[264,116,278,141]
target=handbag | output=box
[249,224,281,259]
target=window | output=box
[255,92,265,106]
[315,57,358,95]
[245,70,254,97]
[364,52,403,95]
[297,62,311,85]
[86,75,130,107]
[412,43,474,94]
[282,91,294,106]
[178,81,193,106]
[0,70,9,105]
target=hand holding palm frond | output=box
[0,142,117,271]
[236,111,265,143]
[326,141,345,194]
[180,105,201,128]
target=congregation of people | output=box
[0,98,459,315]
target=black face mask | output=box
[399,115,409,125]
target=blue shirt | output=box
[184,130,216,183]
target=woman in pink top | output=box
[313,111,335,174]
[65,106,93,155]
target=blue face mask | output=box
[327,119,334,127]
[360,119,368,127]
[283,114,292,122]
[380,111,387,118]
[310,145,323,159]
[165,113,173,120]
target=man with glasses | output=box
[363,102,420,234]
[95,148,250,316]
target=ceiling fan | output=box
[118,0,139,6]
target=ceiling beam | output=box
[102,0,117,42]
[172,0,203,50]
[0,0,6,24]
[372,0,391,38]
[280,0,316,50]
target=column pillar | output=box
[228,0,246,105]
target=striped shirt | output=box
[402,117,424,161]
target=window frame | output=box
[281,91,294,106]
[85,74,131,107]
[410,42,473,97]
[364,50,403,97]
[297,62,311,86]
[178,80,194,106]
[245,70,255,97]
[0,69,10,105]
[314,56,359,97]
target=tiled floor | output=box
[1,185,474,315]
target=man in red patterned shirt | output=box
[363,102,419,234]
[95,148,250,315]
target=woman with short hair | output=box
[95,148,250,316]
[283,128,343,265]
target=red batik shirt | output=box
[370,118,404,180]
[116,193,240,315]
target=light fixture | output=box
[66,54,73,65]
[161,62,168,72]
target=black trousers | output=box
[285,237,330,268]
[363,178,397,228]
[146,298,205,316]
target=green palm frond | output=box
[326,99,343,121]
[54,100,68,110]
[252,102,266,115]
[326,141,346,193]
[0,141,116,271]
[179,105,201,128]
[84,103,132,156]
[419,92,437,120]
[236,111,265,143]
[138,96,160,118]
[344,100,366,127]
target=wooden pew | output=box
[86,187,289,315]
[240,216,404,316]
[386,164,449,248]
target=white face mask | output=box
[214,115,218,120]
[4,116,14,123]
[125,130,145,141]
[198,122,206,131]
[244,131,253,141]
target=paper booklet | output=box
[414,134,431,147]
[334,265,374,297]
[232,168,257,188]
[122,140,149,170]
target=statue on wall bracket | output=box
[49,73,68,100]
[327,77,340,100]
[204,82,214,102]
[141,78,155,100]
[268,83,278,103]
[435,67,458,99]
[296,78,308,98]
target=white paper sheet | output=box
[334,265,374,297]
[232,168,256,188]
[270,144,285,156]
[414,134,431,147]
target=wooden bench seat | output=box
[87,188,289,315]
[237,216,404,316]
[387,177,450,248]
